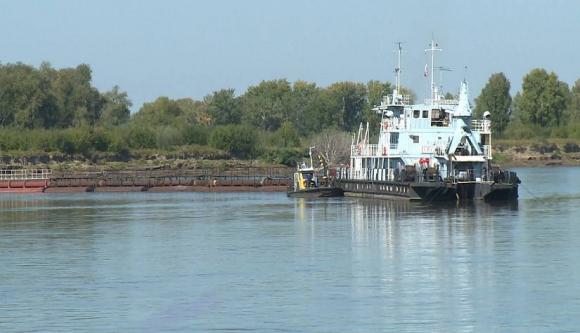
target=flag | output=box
[424,64,429,77]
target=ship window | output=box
[390,132,399,144]
[411,135,419,143]
[431,108,449,127]
[422,110,428,118]
[413,110,420,118]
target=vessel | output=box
[288,147,344,198]
[0,169,51,193]
[335,40,519,202]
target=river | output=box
[1,167,579,332]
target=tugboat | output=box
[335,40,519,202]
[287,147,344,198]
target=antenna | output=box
[436,66,452,96]
[425,39,442,100]
[309,146,316,168]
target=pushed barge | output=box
[335,41,519,202]
[0,169,51,193]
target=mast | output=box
[395,42,403,93]
[425,39,442,101]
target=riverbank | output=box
[493,139,580,168]
[2,139,580,177]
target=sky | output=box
[1,0,579,111]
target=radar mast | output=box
[425,39,442,101]
[394,41,403,94]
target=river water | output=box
[1,167,579,332]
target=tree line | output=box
[474,70,580,139]
[0,61,579,165]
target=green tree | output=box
[133,96,185,126]
[272,121,300,147]
[515,68,569,127]
[474,73,512,134]
[240,79,292,131]
[0,63,58,128]
[294,89,335,135]
[52,64,104,127]
[567,80,580,122]
[326,81,367,131]
[100,85,132,126]
[289,81,321,135]
[363,80,393,131]
[205,88,240,125]
[176,98,209,125]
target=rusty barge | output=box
[0,167,293,194]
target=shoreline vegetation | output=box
[0,62,579,173]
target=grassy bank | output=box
[493,138,580,167]
[3,137,580,171]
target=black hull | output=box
[335,179,518,202]
[287,187,344,198]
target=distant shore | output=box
[493,139,580,168]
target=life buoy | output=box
[383,121,389,130]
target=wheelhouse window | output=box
[422,110,429,118]
[410,135,419,143]
[413,110,420,118]
[430,108,450,127]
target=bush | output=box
[181,125,209,145]
[156,126,184,149]
[209,125,258,158]
[563,142,580,153]
[128,126,156,149]
[90,129,111,152]
[271,121,301,147]
[259,147,306,166]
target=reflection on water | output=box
[1,168,580,332]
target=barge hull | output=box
[336,179,518,202]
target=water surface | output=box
[1,167,579,332]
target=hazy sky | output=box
[1,0,578,110]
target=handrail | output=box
[0,169,52,180]
[471,119,491,132]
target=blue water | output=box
[1,167,580,332]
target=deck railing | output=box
[351,144,400,157]
[483,145,492,159]
[387,94,411,105]
[471,119,491,132]
[0,169,52,180]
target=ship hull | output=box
[0,180,49,193]
[287,187,344,198]
[336,179,518,202]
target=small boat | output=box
[287,147,344,198]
